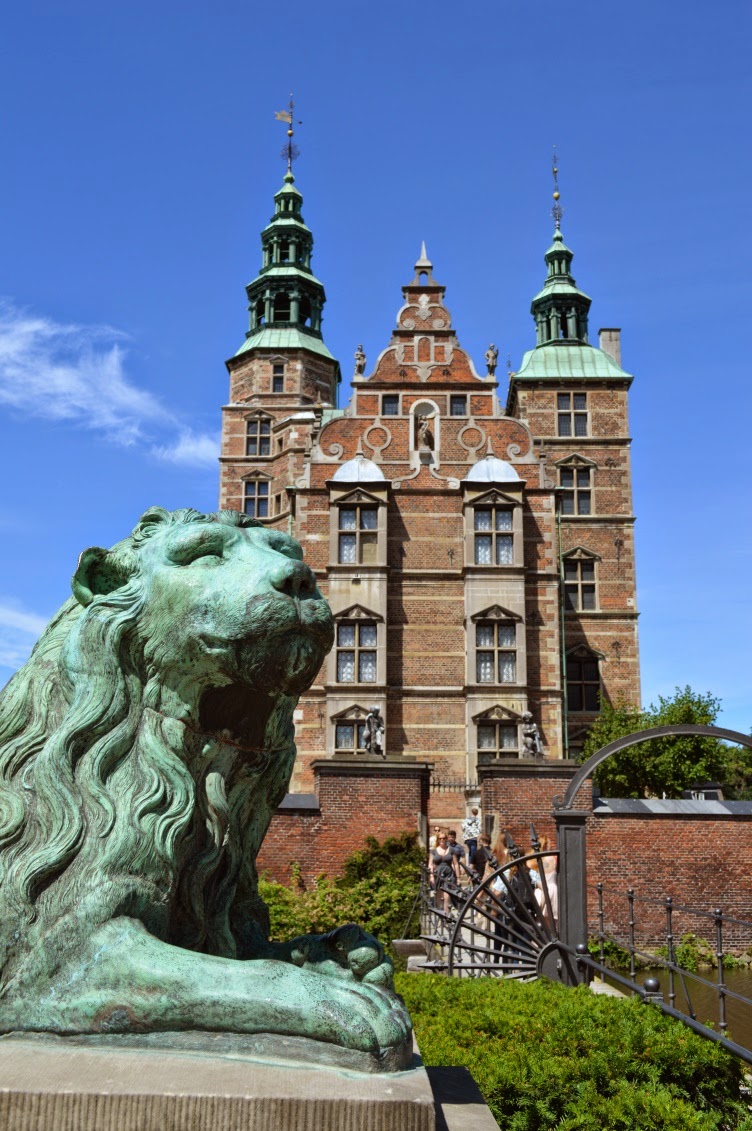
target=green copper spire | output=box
[236,166,333,360]
[530,154,591,346]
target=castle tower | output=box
[506,205,640,758]
[219,168,341,522]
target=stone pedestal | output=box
[0,1032,436,1131]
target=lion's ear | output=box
[72,547,130,607]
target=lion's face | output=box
[74,513,333,754]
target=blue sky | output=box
[0,1,750,731]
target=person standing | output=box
[447,830,466,875]
[462,807,481,858]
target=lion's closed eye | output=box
[168,530,228,565]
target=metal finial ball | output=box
[553,191,560,200]
[644,977,661,994]
[287,129,293,137]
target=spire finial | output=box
[551,146,563,229]
[414,241,432,270]
[274,94,301,175]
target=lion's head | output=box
[0,508,333,980]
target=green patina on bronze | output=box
[0,507,411,1068]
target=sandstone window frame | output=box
[562,547,600,612]
[242,472,272,520]
[329,703,375,756]
[556,454,597,516]
[471,704,522,762]
[272,362,285,394]
[557,391,589,438]
[462,487,524,570]
[450,394,467,417]
[245,412,273,458]
[381,394,399,416]
[326,486,389,570]
[335,619,379,684]
[468,604,523,688]
[566,644,604,713]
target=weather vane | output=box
[551,146,563,228]
[274,94,302,172]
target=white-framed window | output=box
[559,466,592,515]
[477,720,518,758]
[564,558,596,610]
[244,480,269,518]
[338,505,378,564]
[474,507,513,565]
[335,720,366,753]
[246,417,271,456]
[475,622,516,683]
[450,395,467,416]
[567,651,600,712]
[557,393,588,437]
[382,395,399,416]
[336,622,378,682]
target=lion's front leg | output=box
[0,918,411,1058]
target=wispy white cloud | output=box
[0,301,216,466]
[0,601,49,674]
[152,429,219,469]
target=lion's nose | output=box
[270,559,317,598]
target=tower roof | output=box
[235,168,333,359]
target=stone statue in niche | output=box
[521,711,543,758]
[0,508,411,1070]
[485,343,499,376]
[416,414,435,450]
[363,706,386,759]
[353,344,366,375]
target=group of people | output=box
[426,808,559,934]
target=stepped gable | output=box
[310,246,535,489]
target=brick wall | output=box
[256,756,431,886]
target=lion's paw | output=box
[289,923,395,990]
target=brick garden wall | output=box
[257,758,752,949]
[256,757,431,886]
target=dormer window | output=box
[246,418,271,457]
[474,507,513,565]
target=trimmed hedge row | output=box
[396,973,752,1130]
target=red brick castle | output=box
[218,163,640,869]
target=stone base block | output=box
[0,1032,436,1131]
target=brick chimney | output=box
[598,328,621,366]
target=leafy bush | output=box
[259,832,424,964]
[396,973,752,1130]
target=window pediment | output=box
[470,604,522,624]
[241,469,273,482]
[334,603,383,623]
[554,453,597,469]
[334,487,384,506]
[243,409,273,422]
[472,704,522,724]
[330,704,372,722]
[566,643,606,661]
[465,488,520,507]
[562,546,601,562]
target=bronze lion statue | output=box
[0,508,411,1068]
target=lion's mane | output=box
[0,508,291,990]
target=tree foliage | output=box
[581,685,752,799]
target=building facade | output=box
[219,168,640,808]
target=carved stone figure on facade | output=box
[0,507,411,1070]
[354,344,366,376]
[485,343,499,376]
[521,711,543,758]
[416,414,434,450]
[363,706,386,758]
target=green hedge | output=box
[396,974,752,1130]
